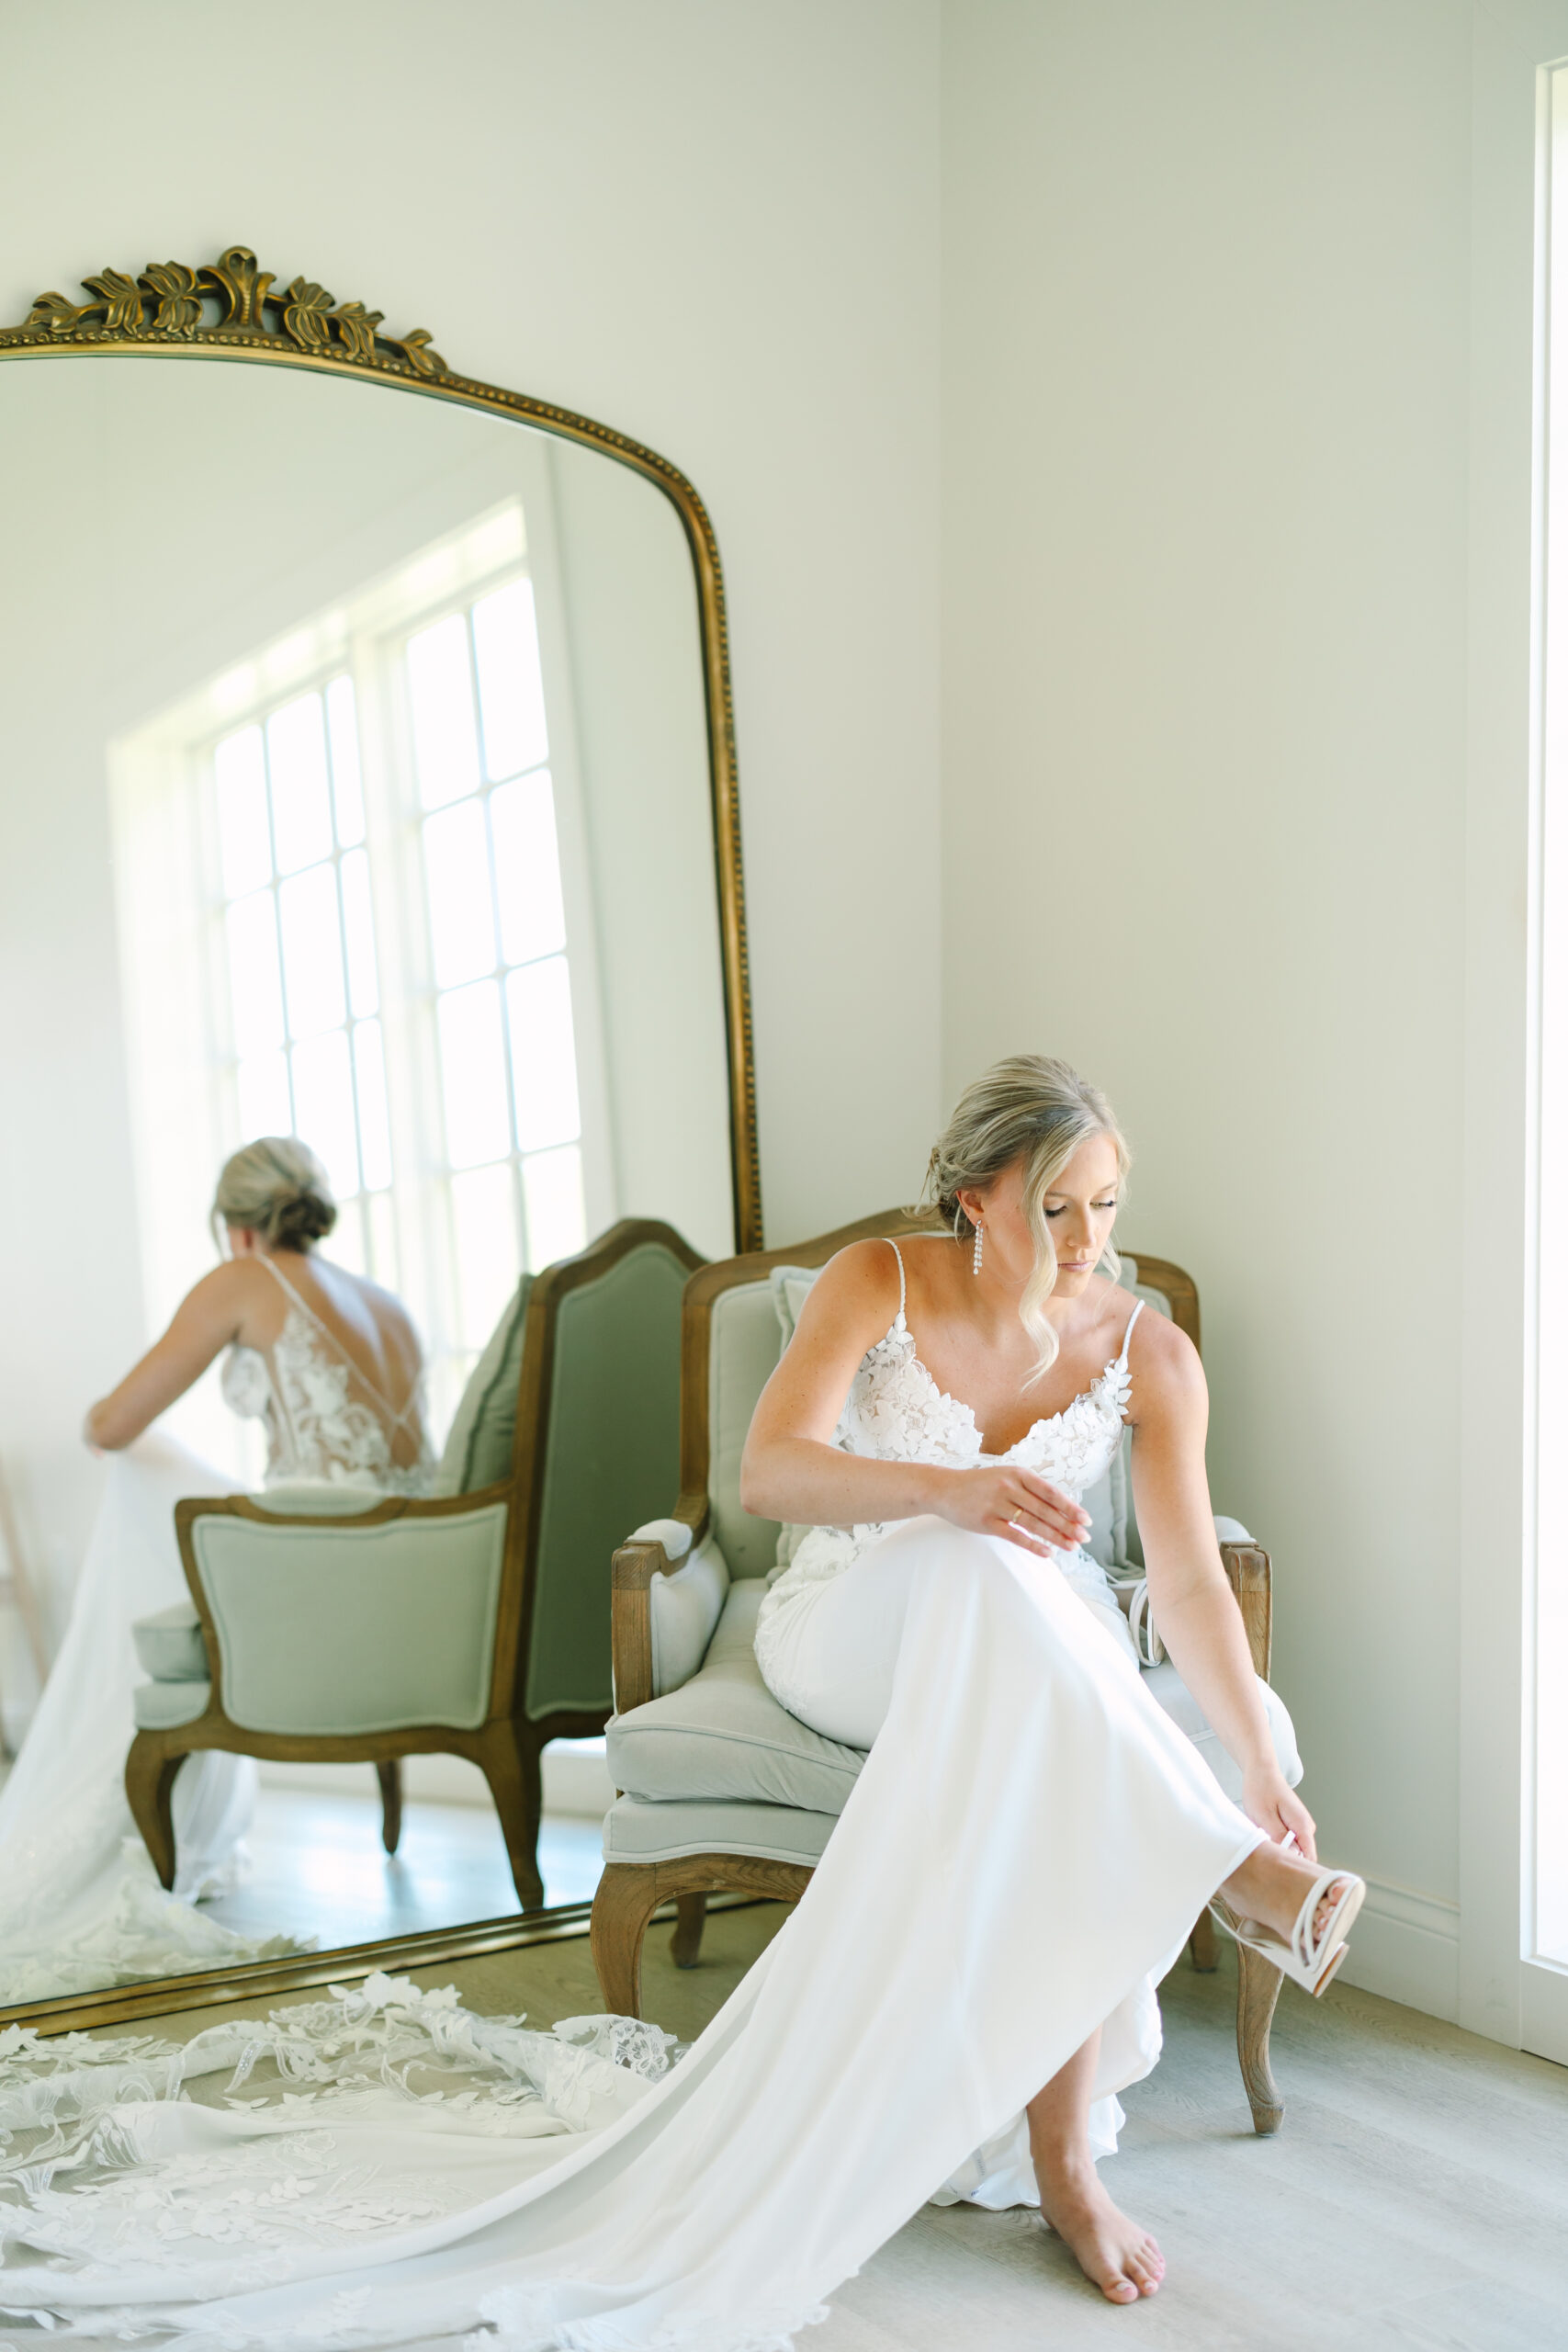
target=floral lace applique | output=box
[0,1975,682,2305]
[754,1306,1142,1705]
[222,1307,433,1497]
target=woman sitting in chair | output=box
[0,1136,431,2005]
[741,1054,1357,2304]
[0,1070,1363,2347]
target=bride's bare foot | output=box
[1033,2152,1165,2304]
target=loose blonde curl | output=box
[211,1136,337,1255]
[920,1055,1131,1385]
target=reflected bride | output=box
[0,1137,432,2007]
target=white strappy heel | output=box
[1213,1849,1366,1999]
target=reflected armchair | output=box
[126,1216,702,1909]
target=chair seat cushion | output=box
[133,1678,211,1729]
[607,1577,1274,1835]
[132,1600,208,1682]
[607,1579,864,1815]
[602,1793,836,1868]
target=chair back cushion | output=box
[433,1275,534,1495]
[190,1501,508,1736]
[1077,1256,1170,1570]
[705,1279,789,1577]
[524,1238,691,1719]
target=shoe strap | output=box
[1292,1869,1348,1972]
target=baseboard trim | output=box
[1334,1873,1461,2021]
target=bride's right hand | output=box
[931,1464,1091,1558]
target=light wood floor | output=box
[203,1785,604,1947]
[72,1910,1568,2349]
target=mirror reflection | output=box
[0,357,739,2011]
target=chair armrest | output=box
[611,1500,710,1713]
[1219,1540,1272,1680]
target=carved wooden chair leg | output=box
[671,1891,708,1970]
[592,1864,665,2018]
[124,1736,187,1892]
[476,1720,546,1910]
[377,1759,403,1855]
[1189,1907,1220,1973]
[1235,1939,1285,2134]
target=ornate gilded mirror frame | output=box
[0,243,761,1253]
[0,245,760,2034]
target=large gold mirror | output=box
[0,246,758,2031]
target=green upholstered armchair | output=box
[125,1217,703,1910]
[591,1213,1291,2136]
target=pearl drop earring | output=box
[972,1221,984,1277]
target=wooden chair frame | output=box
[125,1216,704,1912]
[591,1213,1289,2135]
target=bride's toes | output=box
[1313,1878,1350,1942]
[1126,2235,1165,2296]
[1040,2173,1164,2305]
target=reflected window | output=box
[213,684,393,1286]
[154,501,613,1444]
[406,580,586,1363]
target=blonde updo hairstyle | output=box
[211,1136,337,1256]
[922,1055,1131,1385]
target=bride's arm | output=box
[739,1244,1089,1554]
[1127,1317,1314,1852]
[85,1263,251,1451]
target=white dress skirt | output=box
[0,1433,274,2008]
[0,1256,433,2007]
[0,1283,1293,2352]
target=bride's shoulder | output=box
[163,1255,276,1351]
[1117,1289,1203,1411]
[784,1238,908,1351]
[183,1255,269,1312]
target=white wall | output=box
[0,1,942,1690]
[941,0,1509,2019]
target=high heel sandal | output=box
[1213,1855,1366,1999]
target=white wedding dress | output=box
[0,1262,1290,2351]
[0,1258,433,2007]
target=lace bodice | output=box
[836,1306,1139,1489]
[755,1245,1144,1681]
[221,1259,434,1497]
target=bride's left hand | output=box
[1240,1764,1316,1860]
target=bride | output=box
[0,1137,432,2006]
[0,1062,1362,2346]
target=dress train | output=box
[0,1435,300,2007]
[0,1520,1264,2351]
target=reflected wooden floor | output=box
[202,1783,603,1951]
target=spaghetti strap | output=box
[1118,1295,1146,1366]
[884,1237,907,1322]
[257,1256,422,1430]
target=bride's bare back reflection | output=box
[0,1136,431,2004]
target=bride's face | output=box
[963,1132,1122,1299]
